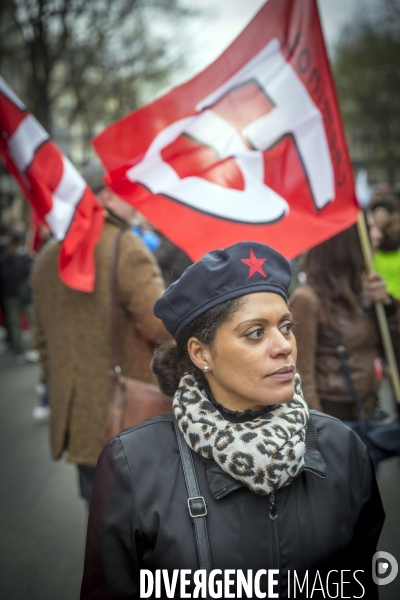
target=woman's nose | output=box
[269,328,293,357]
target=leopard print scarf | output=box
[173,373,309,495]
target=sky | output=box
[173,0,379,83]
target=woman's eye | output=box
[280,321,296,334]
[246,327,264,340]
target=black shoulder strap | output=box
[173,418,213,574]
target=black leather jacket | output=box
[81,411,384,599]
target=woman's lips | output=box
[266,366,294,381]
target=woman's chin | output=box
[264,381,295,405]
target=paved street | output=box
[0,356,86,600]
[0,354,400,599]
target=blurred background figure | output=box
[130,215,193,286]
[153,232,192,288]
[29,218,53,421]
[364,208,384,252]
[31,158,169,508]
[290,225,400,442]
[370,194,400,300]
[0,228,33,362]
[32,381,51,422]
[0,223,10,351]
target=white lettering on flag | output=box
[199,38,333,210]
[45,156,86,240]
[8,114,49,172]
[127,39,334,223]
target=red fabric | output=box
[0,93,26,137]
[0,80,104,292]
[94,0,358,261]
[241,249,267,278]
[59,187,105,292]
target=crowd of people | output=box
[1,171,400,597]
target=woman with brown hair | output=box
[290,224,400,426]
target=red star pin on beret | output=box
[241,248,267,278]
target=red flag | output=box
[93,0,358,261]
[0,77,104,292]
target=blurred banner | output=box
[356,169,372,207]
[0,77,104,293]
[94,0,358,261]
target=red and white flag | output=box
[0,77,104,292]
[94,0,358,261]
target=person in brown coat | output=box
[290,224,400,425]
[31,160,169,505]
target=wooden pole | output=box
[357,211,400,403]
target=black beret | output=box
[154,241,291,338]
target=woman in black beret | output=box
[81,241,384,600]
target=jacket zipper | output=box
[269,491,279,571]
[303,466,326,479]
[214,484,244,500]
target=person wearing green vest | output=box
[371,194,400,300]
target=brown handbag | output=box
[102,231,172,445]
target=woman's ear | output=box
[187,337,213,372]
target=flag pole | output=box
[357,211,400,403]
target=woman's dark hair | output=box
[151,296,243,396]
[304,224,365,323]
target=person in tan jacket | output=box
[31,160,169,505]
[290,224,400,424]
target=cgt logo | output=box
[126,39,334,225]
[372,551,398,585]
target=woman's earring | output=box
[203,366,210,373]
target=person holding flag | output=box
[0,68,172,503]
[31,159,169,506]
[290,224,400,465]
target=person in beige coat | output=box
[31,161,169,505]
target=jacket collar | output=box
[105,210,130,230]
[203,416,327,500]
